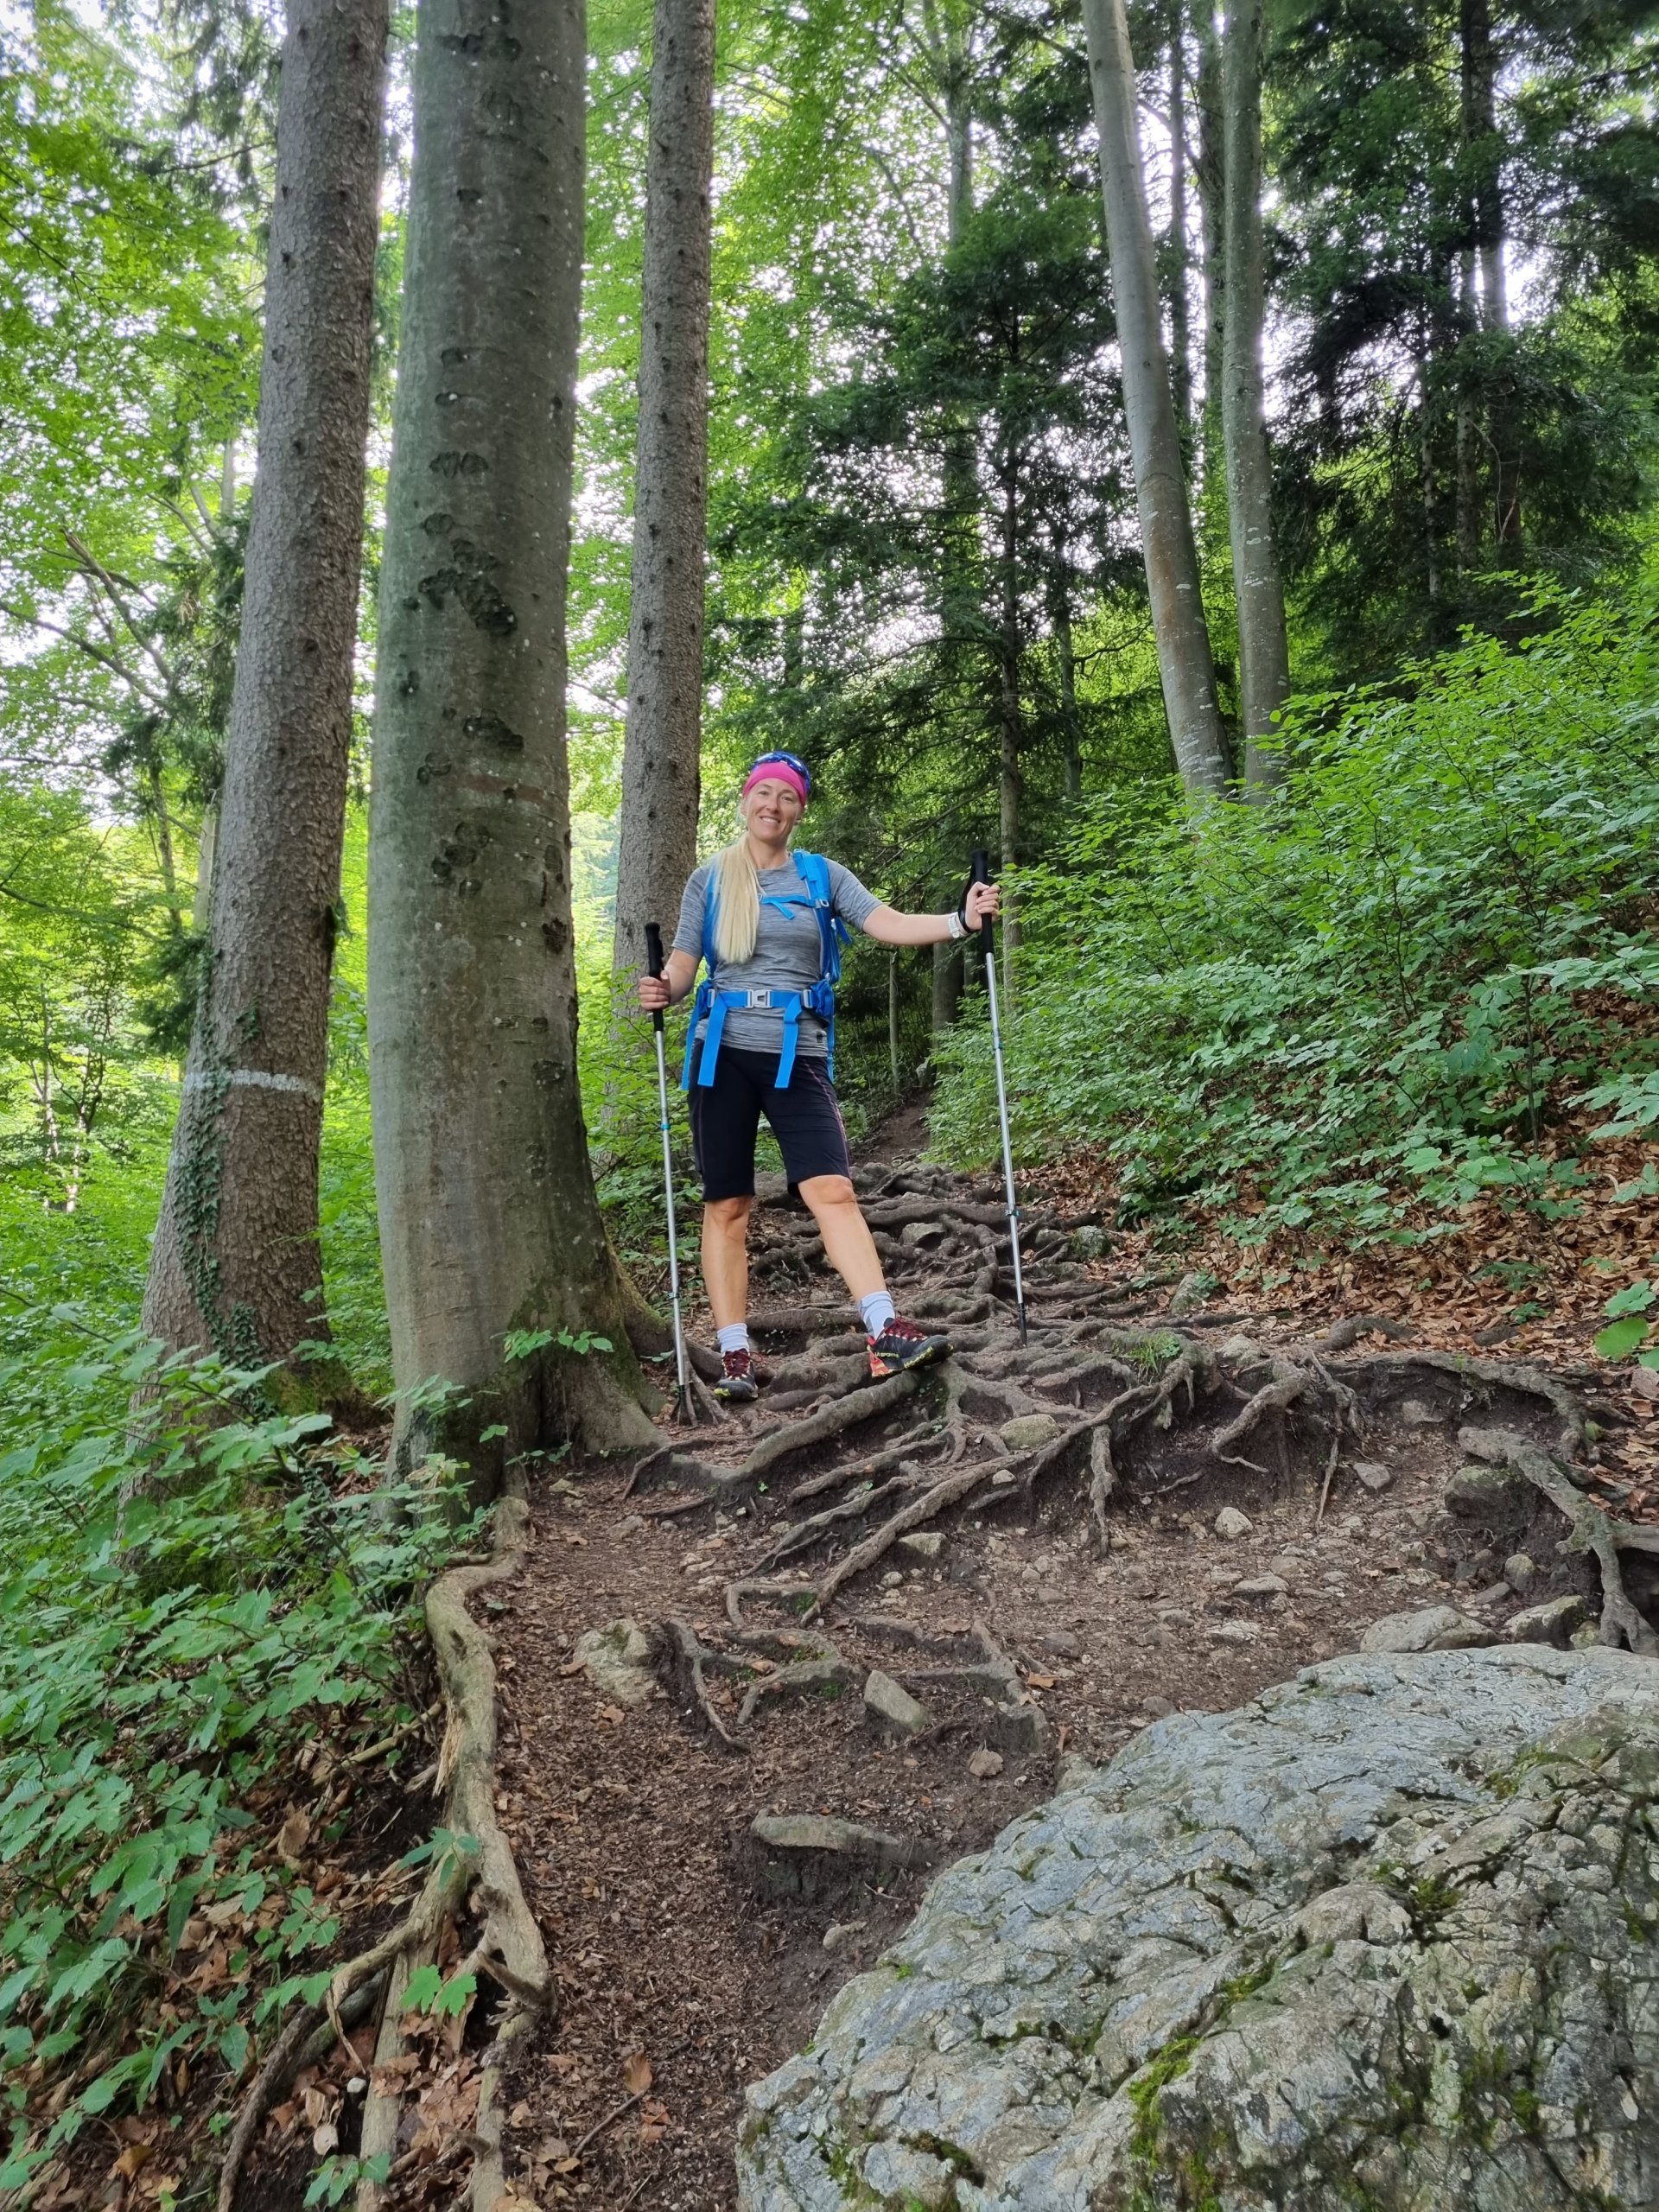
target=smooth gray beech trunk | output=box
[142,0,386,1370]
[1081,0,1230,799]
[1193,7,1226,510]
[1167,1,1192,432]
[611,0,715,984]
[370,0,655,1488]
[1220,0,1289,794]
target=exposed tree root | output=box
[1459,1425,1659,1656]
[654,1618,751,1751]
[217,1491,546,2212]
[1326,1348,1589,1458]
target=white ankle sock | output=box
[859,1292,896,1338]
[717,1323,751,1356]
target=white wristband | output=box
[946,908,966,941]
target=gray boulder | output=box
[1359,1603,1491,1652]
[738,1647,1659,2211]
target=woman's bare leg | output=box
[702,1196,753,1330]
[798,1173,886,1303]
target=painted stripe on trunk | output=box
[184,1069,323,1103]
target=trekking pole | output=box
[970,849,1027,1345]
[644,923,692,1417]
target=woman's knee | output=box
[799,1173,858,1217]
[704,1196,753,1236]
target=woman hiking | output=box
[637,749,1001,1402]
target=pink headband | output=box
[741,762,809,807]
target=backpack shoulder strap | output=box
[701,866,718,976]
[791,850,848,986]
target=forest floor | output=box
[435,1109,1657,2212]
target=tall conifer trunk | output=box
[370,0,655,1491]
[142,0,386,1369]
[611,0,716,984]
[1081,0,1230,798]
[1220,0,1289,792]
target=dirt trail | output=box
[467,1133,1647,2212]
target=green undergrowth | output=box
[0,1305,476,2191]
[931,588,1659,1252]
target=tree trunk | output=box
[1082,0,1230,799]
[611,0,715,985]
[1455,246,1478,575]
[1193,6,1225,512]
[1460,0,1517,545]
[142,0,386,1370]
[887,951,901,1091]
[996,453,1022,971]
[1054,582,1083,801]
[1167,0,1192,434]
[1220,0,1290,794]
[369,0,655,1494]
[931,939,963,1030]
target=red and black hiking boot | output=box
[714,1348,760,1402]
[867,1316,952,1378]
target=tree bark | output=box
[1192,6,1225,512]
[1460,0,1516,544]
[996,451,1022,969]
[369,0,655,1493]
[1220,0,1289,794]
[931,939,963,1030]
[1082,0,1230,799]
[1054,583,1083,802]
[141,0,386,1370]
[611,0,715,985]
[1167,0,1192,434]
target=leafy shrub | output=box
[931,591,1659,1243]
[0,1311,472,2190]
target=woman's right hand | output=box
[638,972,671,1013]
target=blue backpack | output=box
[680,849,851,1090]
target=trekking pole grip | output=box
[644,922,666,1034]
[970,848,994,950]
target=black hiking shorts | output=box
[688,1046,853,1202]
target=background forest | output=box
[3,0,1659,2191]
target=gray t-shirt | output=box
[673,855,880,1059]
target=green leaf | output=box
[1594,1317,1650,1360]
[1603,1281,1656,1319]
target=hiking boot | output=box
[714,1348,760,1402]
[867,1316,952,1378]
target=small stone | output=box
[1142,1694,1177,1718]
[967,1748,1004,1779]
[1041,1630,1083,1658]
[1211,1618,1262,1643]
[572,1618,655,1705]
[1233,1573,1288,1600]
[1214,1507,1253,1541]
[881,1570,904,1589]
[1471,1581,1515,1609]
[1070,1223,1109,1261]
[1169,1271,1214,1316]
[1353,1461,1394,1493]
[1398,1397,1440,1427]
[1506,1592,1591,1649]
[1218,1336,1264,1365]
[1571,1622,1603,1649]
[747,1815,940,1901]
[1360,1605,1491,1654]
[898,1530,944,1560]
[1504,1552,1538,1596]
[863,1669,933,1741]
[822,1919,867,1953]
[614,1512,647,1534]
[899,1219,940,1248]
[1001,1413,1062,1453]
[990,1467,1017,1488]
[1446,1464,1524,1517]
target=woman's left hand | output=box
[964,879,1001,927]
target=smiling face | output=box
[741,776,805,843]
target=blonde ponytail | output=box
[711,838,761,966]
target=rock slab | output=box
[738,1647,1659,2211]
